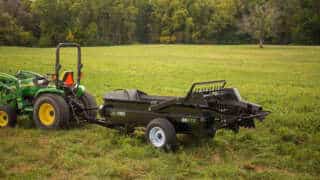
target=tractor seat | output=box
[33,77,49,87]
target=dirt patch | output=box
[10,163,33,173]
[38,137,50,146]
[242,163,296,176]
[211,153,222,163]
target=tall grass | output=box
[0,45,319,179]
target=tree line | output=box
[0,0,319,47]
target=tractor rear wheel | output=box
[80,92,97,120]
[33,94,70,129]
[0,106,17,128]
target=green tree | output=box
[32,0,73,46]
[240,0,275,48]
[0,0,37,45]
[0,13,21,45]
[292,0,320,44]
[0,0,319,46]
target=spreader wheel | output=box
[0,106,17,128]
[146,118,177,151]
[33,94,70,129]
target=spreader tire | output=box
[146,118,177,151]
[80,92,97,120]
[0,106,17,128]
[33,94,70,129]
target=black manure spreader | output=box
[94,80,270,150]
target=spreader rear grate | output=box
[186,80,226,98]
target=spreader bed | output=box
[96,80,270,150]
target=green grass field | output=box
[0,45,319,179]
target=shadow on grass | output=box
[121,128,238,153]
[14,118,238,155]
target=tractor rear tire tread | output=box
[80,92,98,120]
[33,94,70,129]
[45,94,71,128]
[0,106,17,128]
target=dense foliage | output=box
[0,0,319,46]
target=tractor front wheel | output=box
[0,106,17,128]
[33,94,70,129]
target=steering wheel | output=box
[33,76,49,87]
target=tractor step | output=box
[23,107,33,112]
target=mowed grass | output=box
[0,45,319,179]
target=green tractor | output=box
[0,43,97,129]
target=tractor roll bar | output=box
[55,42,82,87]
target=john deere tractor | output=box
[0,43,97,129]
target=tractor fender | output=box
[34,85,85,98]
[35,88,65,98]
